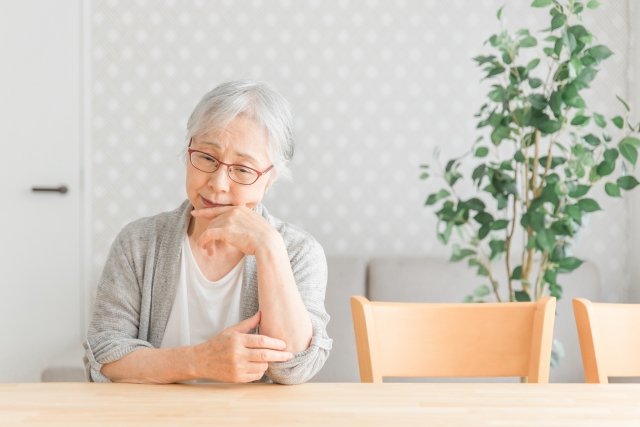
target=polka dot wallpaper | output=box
[89,0,633,302]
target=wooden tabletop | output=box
[2,382,640,426]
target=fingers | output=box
[242,334,287,351]
[205,240,215,257]
[245,362,269,374]
[191,206,236,220]
[245,348,294,363]
[227,311,261,334]
[196,227,225,250]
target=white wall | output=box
[630,0,640,302]
[86,0,635,304]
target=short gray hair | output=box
[185,80,295,183]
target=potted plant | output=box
[421,0,639,364]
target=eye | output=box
[197,153,216,163]
[236,167,252,175]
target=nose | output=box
[207,164,232,192]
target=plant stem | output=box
[522,130,540,287]
[505,193,517,302]
[487,264,502,303]
[534,251,548,301]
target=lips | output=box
[201,196,232,208]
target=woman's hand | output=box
[191,206,280,256]
[192,312,294,383]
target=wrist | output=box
[185,344,202,379]
[256,230,285,258]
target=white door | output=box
[0,0,83,382]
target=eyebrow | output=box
[196,140,260,164]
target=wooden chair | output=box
[573,298,640,383]
[350,296,556,383]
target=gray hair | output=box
[185,80,295,184]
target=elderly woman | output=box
[83,80,331,384]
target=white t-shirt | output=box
[160,232,245,349]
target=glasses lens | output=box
[191,152,219,172]
[229,165,259,184]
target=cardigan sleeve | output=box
[265,232,332,385]
[83,231,154,382]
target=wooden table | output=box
[2,383,640,426]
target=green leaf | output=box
[462,295,474,303]
[475,147,489,157]
[536,228,556,253]
[558,257,583,272]
[620,137,640,148]
[571,115,590,126]
[617,175,640,190]
[586,45,614,62]
[450,248,477,262]
[478,224,491,240]
[583,134,600,146]
[612,116,624,129]
[525,58,540,74]
[532,0,552,6]
[563,32,577,55]
[593,113,606,128]
[489,240,506,260]
[472,164,487,182]
[603,148,619,163]
[587,0,600,9]
[616,94,631,112]
[568,184,590,198]
[496,194,508,210]
[605,182,621,197]
[496,5,505,20]
[528,94,547,110]
[425,189,450,206]
[551,14,567,31]
[475,211,494,225]
[485,65,506,79]
[474,55,497,64]
[529,78,543,88]
[545,269,557,284]
[515,291,531,302]
[619,142,638,166]
[491,219,509,230]
[578,198,601,212]
[539,120,562,134]
[566,204,582,222]
[474,285,491,297]
[512,266,522,280]
[465,198,486,211]
[576,67,597,84]
[514,151,525,163]
[520,36,538,48]
[596,161,614,177]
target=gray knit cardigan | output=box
[83,199,332,384]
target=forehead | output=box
[192,115,270,163]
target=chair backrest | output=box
[350,295,556,383]
[573,298,640,383]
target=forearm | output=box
[255,238,313,354]
[100,346,198,384]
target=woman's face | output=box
[186,114,275,210]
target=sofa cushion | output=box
[309,257,367,383]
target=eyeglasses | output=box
[187,139,274,185]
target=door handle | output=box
[31,185,68,194]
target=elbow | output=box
[266,345,330,385]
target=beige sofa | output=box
[42,256,601,383]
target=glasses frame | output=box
[187,139,274,185]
